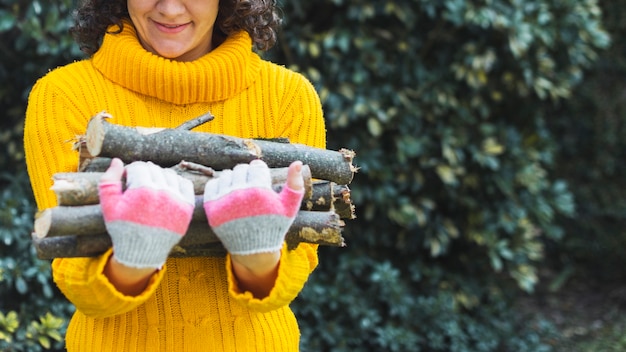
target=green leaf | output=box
[38,335,50,349]
[367,117,383,137]
[15,276,27,294]
[436,164,457,185]
[0,10,16,32]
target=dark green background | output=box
[1,0,624,350]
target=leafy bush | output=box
[0,172,74,351]
[0,0,617,351]
[0,0,83,173]
[547,1,626,281]
[0,1,80,350]
[270,0,609,350]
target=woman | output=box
[24,0,326,350]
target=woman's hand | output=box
[203,160,305,298]
[99,158,195,295]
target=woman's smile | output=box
[128,0,219,61]
[152,20,190,34]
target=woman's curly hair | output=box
[70,0,282,56]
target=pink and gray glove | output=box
[203,160,304,255]
[99,159,195,269]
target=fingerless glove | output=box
[203,160,304,255]
[99,161,195,268]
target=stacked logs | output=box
[31,111,357,259]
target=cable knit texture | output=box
[24,21,325,351]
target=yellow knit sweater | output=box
[24,22,326,351]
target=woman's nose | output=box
[156,0,186,17]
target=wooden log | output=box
[50,181,353,221]
[72,109,216,170]
[33,200,345,244]
[334,184,356,219]
[51,172,103,206]
[84,112,356,185]
[174,111,214,130]
[36,111,355,258]
[51,164,314,205]
[32,234,230,259]
[34,204,106,239]
[181,209,345,249]
[32,233,113,259]
[31,211,345,259]
[305,181,356,220]
[49,170,355,218]
[78,157,112,173]
[284,210,345,250]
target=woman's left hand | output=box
[203,159,304,297]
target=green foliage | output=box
[25,313,64,350]
[0,0,619,351]
[0,173,74,351]
[0,1,80,350]
[546,0,626,281]
[0,0,83,173]
[268,0,609,350]
[0,311,20,343]
[570,319,626,352]
[294,256,560,352]
[0,309,63,351]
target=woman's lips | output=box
[153,20,190,34]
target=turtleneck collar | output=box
[92,21,262,105]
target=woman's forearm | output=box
[103,256,157,296]
[231,251,281,299]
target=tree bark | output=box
[32,233,114,259]
[32,234,229,259]
[51,172,103,206]
[50,170,354,218]
[174,111,214,130]
[33,201,345,241]
[32,210,344,259]
[52,164,315,205]
[305,181,356,219]
[34,204,106,239]
[84,112,356,185]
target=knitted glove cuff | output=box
[211,215,295,255]
[107,221,182,269]
[205,185,304,255]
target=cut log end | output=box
[85,111,111,157]
[300,226,346,246]
[51,179,76,205]
[243,139,263,158]
[340,148,356,162]
[52,173,103,206]
[33,210,52,240]
[339,148,359,182]
[286,226,346,250]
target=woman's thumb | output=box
[285,160,304,192]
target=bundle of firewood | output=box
[31,111,357,259]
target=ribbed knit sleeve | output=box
[224,65,326,312]
[25,66,167,318]
[52,249,166,318]
[25,71,90,210]
[226,243,318,313]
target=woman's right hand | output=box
[98,158,195,294]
